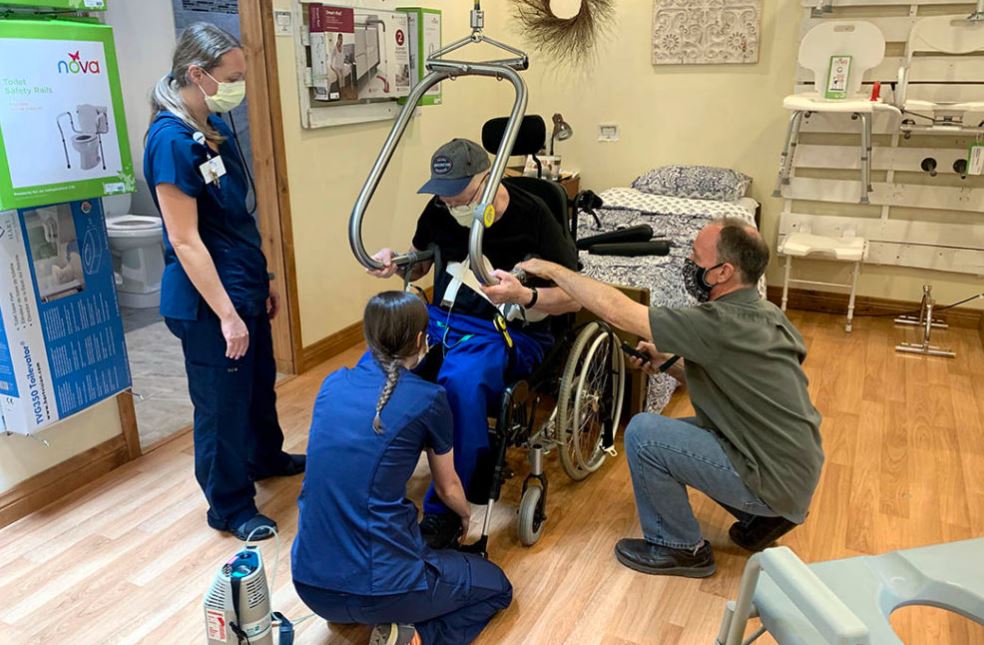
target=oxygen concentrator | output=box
[204,546,273,645]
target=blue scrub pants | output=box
[165,310,289,530]
[421,306,549,515]
[294,549,512,645]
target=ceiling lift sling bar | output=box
[349,1,529,287]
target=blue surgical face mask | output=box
[682,258,723,303]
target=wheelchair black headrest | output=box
[481,115,546,157]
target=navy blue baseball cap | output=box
[418,139,491,196]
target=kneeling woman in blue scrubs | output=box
[292,292,512,645]
[144,23,303,541]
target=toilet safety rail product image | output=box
[0,198,131,434]
[56,104,110,171]
[0,19,134,211]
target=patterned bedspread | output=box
[577,187,764,414]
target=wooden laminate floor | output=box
[1,312,983,644]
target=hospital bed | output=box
[575,176,762,415]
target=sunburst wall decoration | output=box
[511,0,616,67]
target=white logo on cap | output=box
[433,155,453,175]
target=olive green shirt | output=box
[648,287,823,521]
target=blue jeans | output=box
[294,549,512,645]
[624,414,784,550]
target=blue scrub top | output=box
[292,352,454,596]
[144,111,269,320]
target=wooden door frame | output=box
[239,0,302,374]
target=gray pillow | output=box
[631,165,751,201]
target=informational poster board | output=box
[398,8,441,107]
[0,19,134,211]
[308,4,410,104]
[0,197,130,434]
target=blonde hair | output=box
[149,22,240,142]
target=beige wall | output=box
[104,0,177,216]
[502,1,983,310]
[280,1,981,349]
[275,0,513,346]
[0,399,123,491]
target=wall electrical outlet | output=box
[598,123,619,142]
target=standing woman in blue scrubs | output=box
[144,23,304,540]
[292,292,512,645]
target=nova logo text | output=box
[57,50,102,75]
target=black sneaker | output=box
[419,513,462,550]
[729,515,798,552]
[231,514,278,541]
[614,538,716,578]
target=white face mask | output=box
[450,204,474,228]
[199,69,246,113]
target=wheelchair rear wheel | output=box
[557,323,626,481]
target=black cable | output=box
[853,291,984,318]
[225,111,258,217]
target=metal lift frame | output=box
[349,1,530,287]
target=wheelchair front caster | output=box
[517,484,546,546]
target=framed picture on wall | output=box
[651,0,762,65]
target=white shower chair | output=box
[716,538,984,645]
[774,21,900,204]
[778,232,866,333]
[895,15,984,136]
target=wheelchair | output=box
[347,4,626,553]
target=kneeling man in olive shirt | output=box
[517,217,823,578]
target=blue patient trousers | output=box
[165,310,287,530]
[294,549,512,645]
[421,306,549,515]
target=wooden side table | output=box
[557,175,580,203]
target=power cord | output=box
[854,290,984,319]
[243,526,317,639]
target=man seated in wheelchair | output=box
[370,138,580,549]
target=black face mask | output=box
[682,258,723,303]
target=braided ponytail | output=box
[373,357,402,433]
[363,291,429,433]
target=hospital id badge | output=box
[199,156,227,185]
